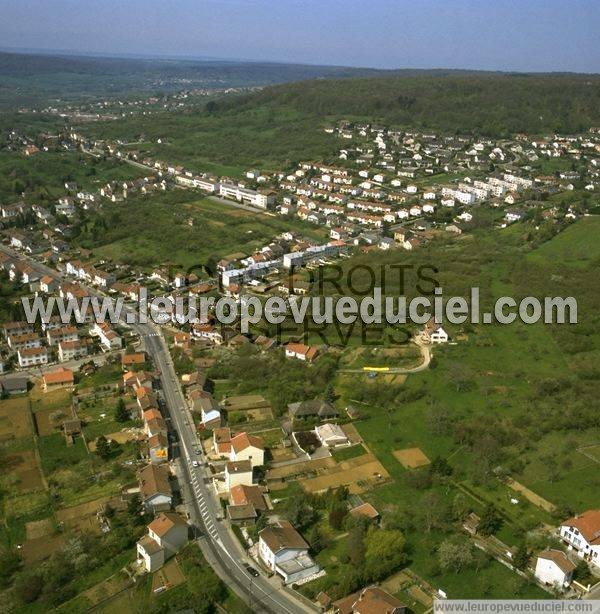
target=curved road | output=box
[337,337,432,374]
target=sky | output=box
[1,0,599,73]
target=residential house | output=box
[148,433,169,464]
[288,399,339,421]
[534,550,576,588]
[122,352,146,369]
[227,484,268,525]
[138,463,172,514]
[0,376,28,395]
[213,427,232,457]
[3,322,34,338]
[58,339,88,362]
[42,367,74,392]
[46,325,78,346]
[332,586,406,614]
[136,512,188,572]
[17,347,48,368]
[349,502,380,522]
[314,423,348,447]
[230,432,265,467]
[39,275,59,294]
[559,510,600,566]
[91,322,122,350]
[224,460,253,491]
[193,394,221,429]
[144,415,167,439]
[7,332,41,351]
[258,520,320,584]
[229,484,267,513]
[423,318,449,344]
[285,343,319,362]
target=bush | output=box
[14,572,43,604]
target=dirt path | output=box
[505,478,556,513]
[338,337,432,374]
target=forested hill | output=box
[210,73,600,136]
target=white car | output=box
[192,460,199,467]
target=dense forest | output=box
[212,73,600,136]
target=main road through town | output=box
[0,244,313,614]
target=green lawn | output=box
[331,443,366,462]
[37,432,89,475]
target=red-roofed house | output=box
[42,367,74,392]
[230,432,265,467]
[559,510,600,566]
[285,343,319,362]
[213,427,232,456]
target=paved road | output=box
[1,244,313,614]
[142,330,312,613]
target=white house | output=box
[505,210,523,223]
[58,339,88,362]
[17,347,48,368]
[559,510,600,567]
[91,322,123,350]
[534,550,575,588]
[314,423,348,447]
[224,460,253,491]
[285,343,319,362]
[137,512,188,572]
[423,318,449,344]
[230,432,265,467]
[39,275,58,294]
[258,520,320,584]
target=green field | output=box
[527,215,600,267]
[76,192,327,268]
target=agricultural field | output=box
[338,344,422,370]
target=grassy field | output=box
[527,215,600,267]
[291,218,600,599]
[77,192,327,268]
[77,104,339,175]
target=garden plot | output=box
[0,397,32,441]
[0,449,44,492]
[34,407,67,436]
[299,453,390,494]
[25,517,55,540]
[393,447,431,469]
[56,496,110,534]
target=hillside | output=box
[212,72,600,136]
[74,71,600,174]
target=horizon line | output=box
[1,45,599,77]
